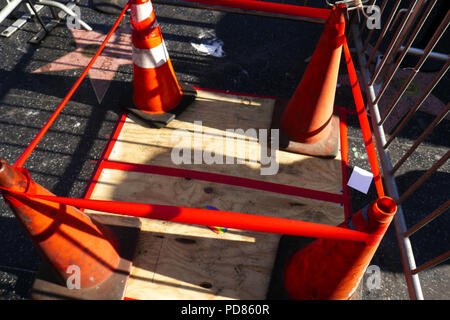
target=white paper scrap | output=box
[191,38,225,58]
[347,166,374,194]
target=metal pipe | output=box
[404,200,450,238]
[399,46,450,62]
[390,103,450,175]
[384,60,449,145]
[152,0,327,24]
[350,23,424,300]
[0,0,23,25]
[378,12,450,126]
[0,4,44,38]
[412,251,450,275]
[389,8,408,32]
[37,0,92,31]
[25,0,48,32]
[369,0,420,86]
[373,0,436,106]
[376,1,430,86]
[24,1,36,15]
[397,150,450,205]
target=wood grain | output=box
[85,90,345,299]
[85,168,344,300]
[108,90,343,194]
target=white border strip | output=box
[132,42,169,69]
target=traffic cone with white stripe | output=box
[284,196,397,300]
[127,0,196,127]
[270,5,346,157]
[0,159,140,299]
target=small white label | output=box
[347,166,373,194]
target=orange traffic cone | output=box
[284,196,397,300]
[127,0,196,127]
[271,5,346,158]
[0,159,140,299]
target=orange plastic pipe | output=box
[343,38,385,197]
[3,189,377,244]
[14,2,130,168]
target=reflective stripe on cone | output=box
[132,41,169,69]
[130,0,156,31]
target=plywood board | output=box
[108,90,343,195]
[85,168,344,300]
[85,90,345,299]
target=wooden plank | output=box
[108,90,343,195]
[84,90,346,299]
[85,169,344,300]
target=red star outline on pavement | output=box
[33,26,132,104]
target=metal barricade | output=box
[0,0,91,41]
[347,0,449,299]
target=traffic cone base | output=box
[125,83,197,128]
[31,213,141,300]
[270,99,340,158]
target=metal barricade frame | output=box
[347,0,449,300]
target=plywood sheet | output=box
[85,168,344,300]
[85,90,345,299]
[108,90,343,194]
